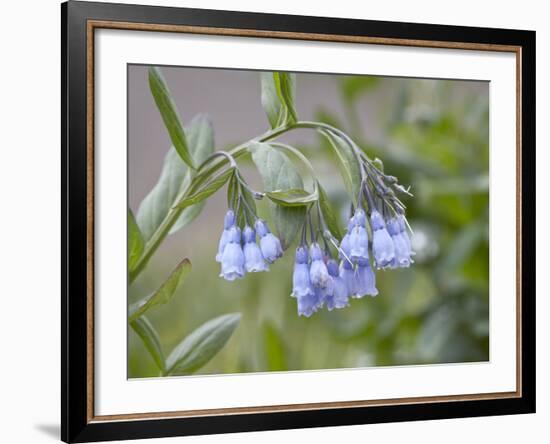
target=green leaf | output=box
[250,142,306,249]
[149,67,194,169]
[262,322,288,371]
[317,182,343,239]
[169,202,205,236]
[137,115,214,240]
[166,313,241,375]
[261,72,297,129]
[170,115,216,234]
[175,168,234,210]
[130,316,165,373]
[129,259,191,322]
[266,188,318,207]
[322,130,362,206]
[128,209,144,272]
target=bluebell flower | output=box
[313,285,327,310]
[354,260,378,297]
[242,225,268,273]
[339,218,354,262]
[216,209,235,262]
[291,246,314,299]
[297,292,321,318]
[309,243,330,289]
[340,258,357,296]
[349,224,369,263]
[219,226,245,281]
[387,218,410,268]
[255,219,283,263]
[370,210,395,269]
[325,259,349,310]
[398,215,414,260]
[353,208,367,227]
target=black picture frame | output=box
[61,1,536,442]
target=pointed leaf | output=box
[129,259,191,322]
[275,72,298,123]
[322,130,362,205]
[266,188,318,207]
[250,142,306,249]
[128,209,144,272]
[149,67,194,168]
[130,316,165,373]
[261,72,297,129]
[174,168,234,210]
[169,115,216,233]
[317,182,343,239]
[137,115,214,240]
[166,313,241,375]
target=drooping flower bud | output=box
[292,246,314,299]
[242,225,268,273]
[309,243,330,289]
[325,259,349,310]
[398,215,415,261]
[349,224,369,263]
[219,226,245,281]
[255,219,283,263]
[387,218,410,268]
[339,258,357,297]
[297,292,320,318]
[370,210,395,269]
[216,209,236,262]
[354,260,378,297]
[353,208,367,227]
[339,217,355,262]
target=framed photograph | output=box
[62,1,535,442]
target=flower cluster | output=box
[216,209,283,281]
[291,243,349,317]
[212,129,414,318]
[290,207,414,317]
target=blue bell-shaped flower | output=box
[387,218,410,268]
[292,246,314,299]
[339,218,354,262]
[255,219,283,263]
[325,259,349,310]
[242,225,268,272]
[349,224,369,263]
[370,210,395,269]
[297,292,321,317]
[398,215,414,261]
[354,258,378,297]
[309,243,330,289]
[339,258,357,297]
[219,226,245,281]
[216,209,236,262]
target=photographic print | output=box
[63,3,534,440]
[127,66,489,379]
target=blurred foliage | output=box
[129,74,489,378]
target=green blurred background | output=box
[128,66,489,378]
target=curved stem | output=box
[235,170,265,199]
[199,150,237,170]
